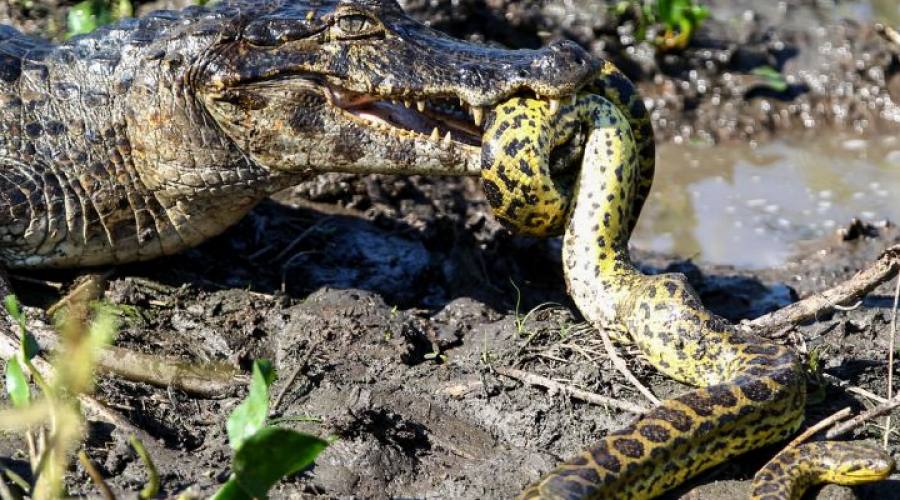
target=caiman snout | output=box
[472,39,597,105]
[444,38,599,106]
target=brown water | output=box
[632,133,900,268]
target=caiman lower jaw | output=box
[324,84,575,150]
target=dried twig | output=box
[495,366,648,414]
[748,245,900,334]
[46,271,114,318]
[599,330,660,405]
[832,300,862,311]
[785,407,852,449]
[78,450,115,500]
[18,320,244,398]
[7,274,64,291]
[271,347,317,414]
[823,373,889,403]
[0,271,181,470]
[826,392,900,439]
[884,274,900,447]
[877,23,900,47]
[271,217,333,263]
[95,346,244,398]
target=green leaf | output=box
[751,66,789,92]
[5,358,29,408]
[4,295,25,333]
[690,4,710,23]
[255,359,276,387]
[210,478,252,500]
[231,428,328,498]
[5,295,38,361]
[226,360,275,450]
[657,0,675,25]
[111,0,133,19]
[20,332,39,362]
[67,0,100,37]
[4,295,21,322]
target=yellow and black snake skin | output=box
[481,67,895,499]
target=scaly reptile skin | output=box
[0,1,892,497]
[483,94,894,498]
[0,0,595,268]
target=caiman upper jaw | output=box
[316,36,597,150]
[324,82,581,149]
[326,84,485,147]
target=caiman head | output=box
[194,0,598,177]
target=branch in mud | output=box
[746,245,900,335]
[0,269,245,400]
[494,366,648,414]
[20,316,246,399]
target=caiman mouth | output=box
[324,84,574,149]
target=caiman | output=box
[0,1,894,499]
[0,0,593,268]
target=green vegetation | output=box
[509,278,558,337]
[2,296,327,498]
[615,0,710,50]
[66,0,212,38]
[751,66,790,93]
[213,359,330,499]
[66,0,133,37]
[1,295,118,498]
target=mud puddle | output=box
[633,131,900,268]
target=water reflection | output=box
[632,133,900,268]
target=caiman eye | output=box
[334,13,383,39]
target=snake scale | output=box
[481,63,895,499]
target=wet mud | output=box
[0,1,898,499]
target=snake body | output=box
[481,71,894,499]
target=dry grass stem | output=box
[129,435,160,499]
[884,274,900,447]
[599,330,660,405]
[786,407,852,449]
[78,450,115,500]
[826,392,900,439]
[495,366,648,414]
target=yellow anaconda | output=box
[481,68,894,499]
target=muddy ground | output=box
[0,0,899,498]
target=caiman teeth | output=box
[417,101,426,112]
[404,100,413,108]
[430,127,440,141]
[472,107,485,127]
[549,98,561,114]
[442,130,452,146]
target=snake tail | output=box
[482,90,894,499]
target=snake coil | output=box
[481,62,894,499]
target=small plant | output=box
[804,344,829,405]
[750,66,789,93]
[509,278,558,337]
[615,0,710,51]
[213,360,330,499]
[1,295,118,498]
[67,0,215,38]
[66,0,133,37]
